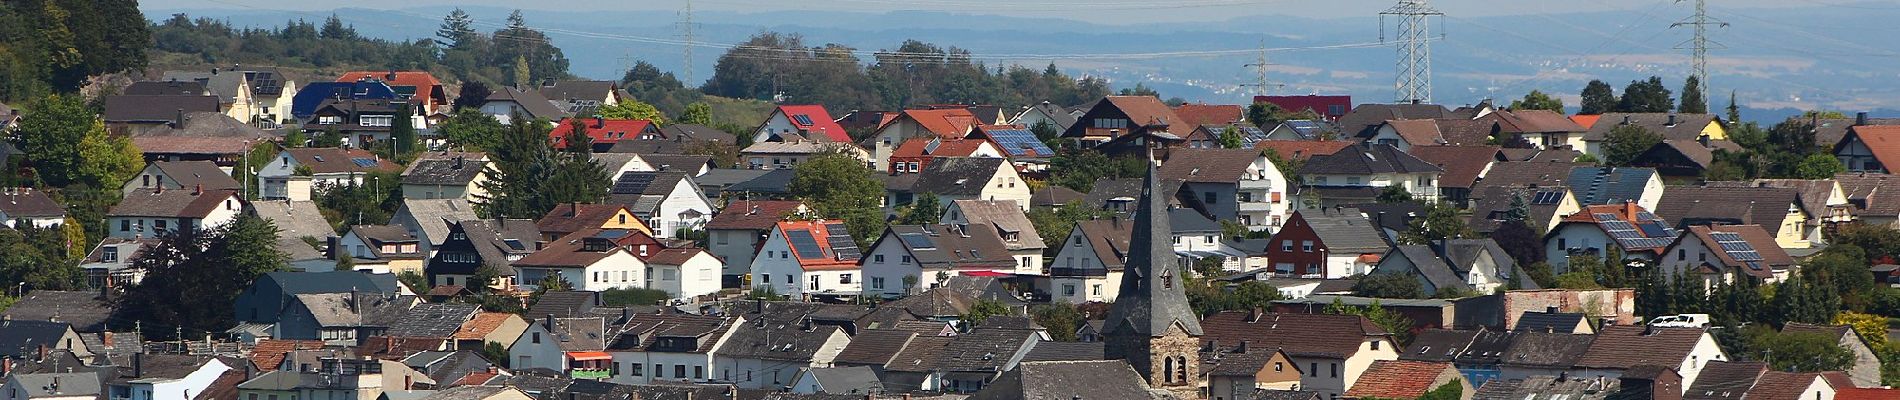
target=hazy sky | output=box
[142,0,1895,22]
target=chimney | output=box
[1697,134,1711,148]
[386,69,398,81]
[37,344,46,360]
[1247,307,1263,323]
[544,314,556,331]
[1667,113,1680,126]
[1858,112,1871,126]
[453,155,465,169]
[133,353,143,378]
[175,108,185,127]
[1624,200,1638,220]
[1621,115,1632,125]
[595,117,605,129]
[348,287,360,312]
[1237,340,1249,353]
[193,183,203,196]
[755,300,764,314]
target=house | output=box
[123,161,241,197]
[1009,101,1078,133]
[303,98,414,147]
[752,105,850,144]
[1372,239,1520,295]
[706,200,809,281]
[480,86,566,125]
[391,199,479,256]
[512,229,649,292]
[0,319,93,360]
[1469,374,1621,400]
[790,366,882,395]
[863,108,981,171]
[124,112,270,168]
[538,80,624,116]
[748,220,863,299]
[881,327,1042,392]
[885,138,1003,174]
[1543,203,1678,272]
[1204,348,1304,400]
[103,354,238,400]
[711,302,855,389]
[1471,161,1585,197]
[1653,185,1812,249]
[290,80,397,120]
[1048,219,1129,304]
[1254,140,1353,161]
[1298,144,1443,206]
[401,153,490,202]
[1263,120,1331,141]
[161,68,260,122]
[334,71,448,116]
[1838,124,1900,173]
[940,199,1047,273]
[896,157,1030,213]
[1,372,102,400]
[1201,310,1401,399]
[643,248,722,299]
[1573,326,1727,390]
[741,141,870,170]
[1255,95,1353,121]
[1495,332,1595,381]
[1513,308,1595,334]
[1488,109,1588,149]
[106,187,242,239]
[507,316,608,375]
[423,219,538,289]
[1336,103,1451,139]
[1579,113,1725,157]
[124,79,208,96]
[604,312,741,385]
[550,117,660,152]
[1180,123,1267,149]
[1343,360,1472,400]
[238,68,296,124]
[1266,208,1390,279]
[1658,225,1796,288]
[606,171,713,238]
[1060,96,1186,146]
[252,199,335,271]
[102,95,220,129]
[1465,186,1580,235]
[1836,172,1900,228]
[1171,103,1245,126]
[860,224,1018,298]
[1561,167,1667,211]
[1631,139,1743,182]
[1399,328,1516,387]
[234,271,401,325]
[1365,119,1446,150]
[1782,323,1881,387]
[79,238,159,289]
[336,225,427,275]
[452,312,528,351]
[235,358,387,400]
[535,203,652,242]
[1160,148,1291,232]
[1409,146,1501,206]
[0,188,63,229]
[967,360,1159,400]
[1707,179,1856,240]
[257,148,399,202]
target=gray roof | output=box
[716,301,853,362]
[252,200,334,261]
[485,86,565,121]
[1299,208,1391,253]
[1514,311,1590,334]
[1384,245,1472,293]
[1401,329,1479,363]
[10,372,103,397]
[1021,341,1104,362]
[264,271,401,295]
[970,360,1160,400]
[612,171,692,196]
[934,328,1039,372]
[151,161,243,192]
[661,124,738,144]
[103,95,220,123]
[0,187,63,218]
[800,366,883,395]
[1472,375,1620,400]
[876,224,1016,270]
[1498,331,1594,368]
[420,386,526,400]
[1582,113,1721,141]
[1337,103,1453,137]
[1566,167,1657,205]
[397,199,479,243]
[401,157,485,186]
[832,329,915,365]
[1019,101,1078,131]
[950,199,1047,249]
[1,291,116,332]
[1101,165,1203,337]
[1170,208,1222,234]
[695,168,770,192]
[528,291,601,320]
[291,293,413,328]
[726,169,795,194]
[912,157,1010,196]
[0,320,75,358]
[385,303,480,338]
[124,80,208,96]
[641,155,715,174]
[1300,143,1443,176]
[546,317,607,352]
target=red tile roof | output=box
[454,312,518,340]
[1104,96,1184,128]
[1384,119,1445,146]
[891,138,994,162]
[774,220,859,271]
[774,105,850,142]
[894,108,979,140]
[1494,109,1586,133]
[549,117,655,148]
[1848,126,1900,171]
[1838,387,1900,400]
[249,339,325,370]
[1344,360,1456,399]
[1198,311,1387,359]
[1253,140,1353,161]
[1748,371,1826,400]
[1171,104,1244,126]
[644,248,705,265]
[536,203,640,236]
[1571,114,1604,129]
[334,71,444,90]
[1409,145,1500,189]
[707,200,807,230]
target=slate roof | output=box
[398,199,479,243]
[832,329,916,365]
[800,366,883,395]
[949,199,1046,250]
[1299,143,1442,176]
[1652,186,1801,229]
[1299,208,1390,253]
[933,328,1038,372]
[1837,172,1900,217]
[1574,325,1708,370]
[716,302,849,362]
[401,157,485,186]
[264,270,402,294]
[0,321,74,360]
[252,200,333,260]
[1338,104,1453,138]
[876,224,1017,270]
[1386,245,1472,292]
[1,291,117,332]
[1498,331,1594,368]
[661,124,738,143]
[611,171,691,196]
[1199,311,1386,359]
[125,80,208,96]
[641,154,715,173]
[1101,164,1203,338]
[1513,310,1589,333]
[911,158,1009,196]
[1470,374,1621,400]
[1684,360,1766,400]
[385,303,480,338]
[109,188,237,219]
[103,95,221,123]
[1476,161,1590,190]
[1583,113,1720,141]
[968,360,1157,400]
[1566,167,1658,206]
[606,312,735,353]
[1016,101,1077,131]
[0,187,63,219]
[1409,146,1500,189]
[1020,341,1104,362]
[291,293,413,328]
[528,291,601,320]
[727,169,797,194]
[151,161,243,192]
[10,372,104,397]
[1343,360,1455,399]
[1029,186,1085,207]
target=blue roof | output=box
[1566,167,1657,205]
[291,81,398,118]
[983,128,1055,157]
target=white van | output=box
[1647,314,1711,328]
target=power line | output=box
[1672,0,1728,108]
[677,0,698,84]
[1241,40,1283,96]
[1382,0,1444,103]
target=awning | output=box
[1356,253,1383,263]
[566,351,612,361]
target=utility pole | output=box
[677,0,698,85]
[1242,41,1283,97]
[1673,0,1727,108]
[1381,0,1442,104]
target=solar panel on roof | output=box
[899,233,936,249]
[1637,222,1672,238]
[791,114,814,126]
[1531,191,1564,205]
[1592,213,1618,222]
[351,158,380,168]
[986,128,1055,157]
[1710,231,1764,262]
[786,230,824,259]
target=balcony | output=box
[1050,267,1107,277]
[1237,202,1274,213]
[570,368,611,380]
[1238,179,1276,190]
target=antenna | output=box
[1672,0,1727,108]
[1241,40,1283,97]
[1381,0,1443,104]
[676,0,699,85]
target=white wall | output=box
[132,359,232,400]
[649,251,722,299]
[516,250,647,292]
[860,232,922,298]
[651,179,714,239]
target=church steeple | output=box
[1102,159,1204,395]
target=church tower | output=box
[1102,161,1204,397]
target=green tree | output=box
[17,94,93,186]
[313,128,345,148]
[963,299,1011,325]
[1510,90,1565,112]
[680,102,714,125]
[1324,298,1416,345]
[1353,273,1426,299]
[389,102,418,162]
[597,99,669,124]
[1049,147,1145,191]
[1217,126,1246,149]
[1616,76,1674,113]
[1580,80,1617,115]
[119,214,287,338]
[512,55,531,89]
[1726,91,1742,126]
[398,270,429,292]
[481,341,510,368]
[284,128,307,148]
[1794,153,1846,179]
[1743,327,1854,372]
[1376,185,1414,204]
[74,119,142,188]
[435,8,478,49]
[1030,302,1084,341]
[1772,274,1840,325]
[1601,125,1663,167]
[789,151,885,244]
[1679,76,1708,114]
[1399,202,1471,245]
[1417,380,1464,400]
[1028,201,1115,254]
[896,192,944,225]
[437,108,508,151]
[0,225,86,293]
[477,114,603,219]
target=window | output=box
[120,220,130,232]
[1309,363,1318,377]
[1282,240,1293,252]
[1204,236,1214,244]
[762,274,771,283]
[1699,252,1706,262]
[1063,284,1077,296]
[103,247,120,263]
[901,255,912,263]
[872,277,885,290]
[874,254,886,263]
[1314,176,1328,185]
[695,366,704,379]
[840,273,853,284]
[1092,284,1103,295]
[1203,192,1217,204]
[532,332,541,344]
[663,269,676,281]
[1679,249,1686,260]
[1274,362,1283,372]
[1302,241,1314,252]
[1558,238,1567,249]
[654,364,664,377]
[1417,176,1431,187]
[675,365,687,378]
[618,215,627,224]
[1074,236,1082,246]
[1371,341,1380,350]
[1238,192,1253,202]
[1330,363,1337,377]
[1346,176,1361,185]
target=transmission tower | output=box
[1242,41,1283,97]
[1672,0,1727,109]
[1381,0,1442,104]
[677,0,698,84]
